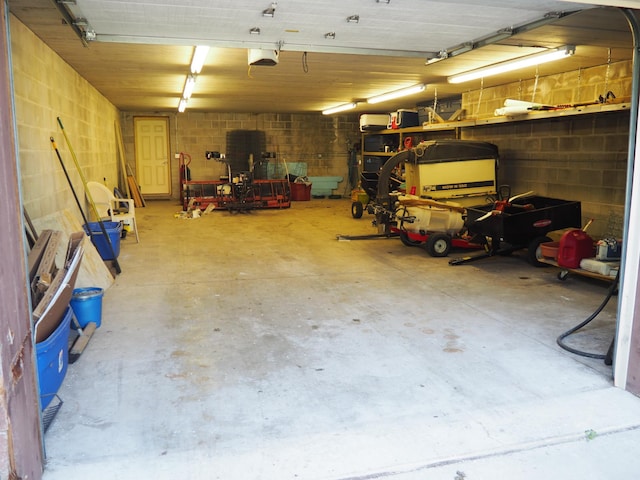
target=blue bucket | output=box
[37,306,72,410]
[84,221,122,260]
[70,287,104,328]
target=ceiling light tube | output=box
[190,45,209,74]
[178,98,188,113]
[448,45,576,84]
[182,75,196,100]
[322,102,357,115]
[367,84,425,104]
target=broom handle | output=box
[57,118,103,222]
[50,136,118,276]
[56,118,122,274]
[50,137,92,229]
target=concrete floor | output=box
[42,199,640,479]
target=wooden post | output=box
[0,7,44,479]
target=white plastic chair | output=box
[86,181,139,243]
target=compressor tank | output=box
[397,195,465,235]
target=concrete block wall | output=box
[462,60,632,119]
[458,61,632,239]
[120,111,359,200]
[11,15,120,223]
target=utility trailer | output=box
[448,195,582,266]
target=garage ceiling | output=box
[7,1,637,114]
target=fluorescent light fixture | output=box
[178,99,187,113]
[322,102,357,115]
[367,84,425,104]
[448,45,576,84]
[324,32,336,39]
[250,27,261,35]
[190,45,209,74]
[182,75,196,100]
[347,15,359,23]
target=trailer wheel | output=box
[527,236,552,267]
[351,201,364,219]
[425,233,451,257]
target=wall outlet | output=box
[174,153,181,159]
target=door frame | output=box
[1,4,44,477]
[133,116,172,198]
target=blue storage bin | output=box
[84,221,122,260]
[36,306,72,410]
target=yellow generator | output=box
[403,140,498,205]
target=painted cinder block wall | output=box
[458,60,632,239]
[120,111,359,200]
[11,16,121,223]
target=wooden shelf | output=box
[359,103,630,171]
[362,151,395,156]
[421,120,476,131]
[419,102,631,130]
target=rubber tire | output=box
[425,233,452,257]
[399,231,422,247]
[527,235,552,267]
[351,201,363,219]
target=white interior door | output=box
[134,117,171,196]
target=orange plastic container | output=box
[557,229,594,268]
[540,241,559,260]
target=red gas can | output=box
[557,229,594,268]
